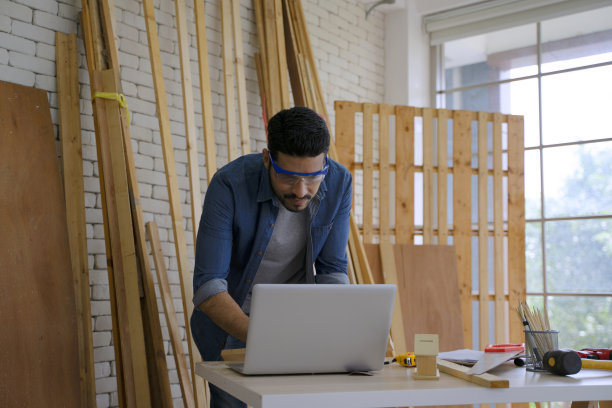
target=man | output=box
[191,106,352,407]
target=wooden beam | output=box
[492,113,505,343]
[453,110,473,348]
[379,242,408,354]
[477,111,489,350]
[141,1,201,404]
[194,0,217,184]
[56,31,97,408]
[220,0,238,161]
[508,115,526,344]
[379,104,392,242]
[395,106,415,244]
[147,222,196,408]
[231,0,251,155]
[175,0,203,243]
[422,108,434,243]
[437,109,449,245]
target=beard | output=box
[268,166,312,212]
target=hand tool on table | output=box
[543,349,612,375]
[467,344,525,375]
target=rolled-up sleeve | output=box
[192,174,235,308]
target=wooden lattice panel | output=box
[334,101,525,348]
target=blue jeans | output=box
[209,335,247,408]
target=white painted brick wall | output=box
[1,0,384,406]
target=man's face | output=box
[263,149,327,212]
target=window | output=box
[434,5,612,350]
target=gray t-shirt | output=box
[241,203,308,313]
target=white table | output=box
[196,361,612,408]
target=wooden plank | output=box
[0,80,81,407]
[274,0,290,108]
[79,3,126,403]
[477,111,489,350]
[492,113,505,343]
[194,0,217,183]
[507,115,525,344]
[437,360,509,388]
[363,103,375,243]
[263,0,281,116]
[253,0,271,119]
[282,0,305,107]
[56,32,97,408]
[147,222,196,408]
[379,104,392,242]
[333,101,358,173]
[142,0,201,403]
[366,244,464,352]
[437,109,449,245]
[94,69,152,408]
[351,218,375,285]
[221,0,238,161]
[231,0,251,155]
[175,0,203,241]
[395,106,415,244]
[422,107,434,243]
[379,242,409,354]
[452,110,473,348]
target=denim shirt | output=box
[190,153,352,361]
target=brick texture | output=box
[0,0,385,406]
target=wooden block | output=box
[364,244,464,353]
[0,80,81,407]
[414,355,440,379]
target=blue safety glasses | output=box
[268,153,329,185]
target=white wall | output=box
[0,0,385,406]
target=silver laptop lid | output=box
[239,284,396,375]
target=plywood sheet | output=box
[0,80,81,407]
[365,243,464,353]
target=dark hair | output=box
[267,106,330,160]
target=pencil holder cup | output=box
[523,329,559,372]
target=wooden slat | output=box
[437,109,449,245]
[453,110,473,348]
[263,0,281,116]
[395,106,415,244]
[274,0,290,108]
[56,32,97,408]
[142,0,201,402]
[422,108,434,244]
[492,113,505,343]
[363,103,375,243]
[221,0,238,161]
[253,0,271,119]
[175,0,203,241]
[477,111,489,350]
[379,104,392,242]
[80,3,125,403]
[333,101,358,172]
[379,242,409,354]
[147,222,196,408]
[93,69,152,407]
[1,80,81,408]
[231,0,250,155]
[282,0,305,107]
[507,115,526,344]
[350,219,375,284]
[194,0,217,183]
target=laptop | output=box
[228,283,396,375]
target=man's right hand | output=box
[198,291,249,343]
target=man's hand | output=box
[199,291,249,343]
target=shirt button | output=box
[270,223,274,227]
[257,251,263,256]
[246,279,251,284]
